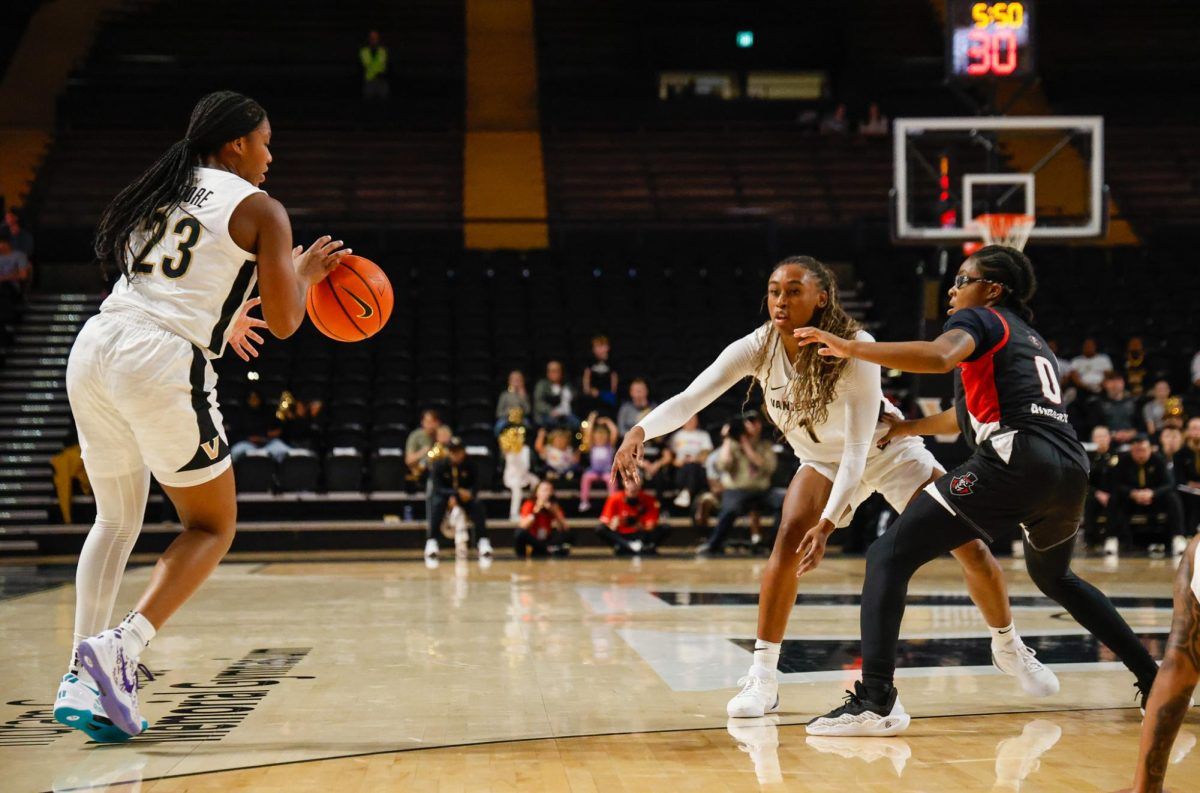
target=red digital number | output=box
[991,29,1018,75]
[965,30,1019,76]
[966,30,991,75]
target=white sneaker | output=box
[424,538,439,559]
[727,666,780,718]
[992,641,1059,697]
[673,490,691,509]
[1104,536,1119,556]
[1172,535,1188,558]
[806,735,913,777]
[54,673,148,742]
[75,630,146,736]
[727,716,782,784]
[1150,543,1167,559]
[807,682,910,737]
[628,539,644,555]
[994,719,1062,786]
[477,537,494,558]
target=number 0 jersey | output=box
[946,305,1087,470]
[102,167,264,358]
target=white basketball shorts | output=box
[801,435,941,527]
[66,308,231,488]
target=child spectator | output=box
[535,426,579,482]
[533,360,578,428]
[581,334,618,416]
[500,425,539,521]
[516,481,571,556]
[578,413,618,511]
[495,369,532,435]
[669,415,714,508]
[597,480,668,555]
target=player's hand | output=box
[228,298,269,362]
[795,519,836,578]
[877,413,912,449]
[294,236,351,287]
[794,327,854,359]
[611,427,645,489]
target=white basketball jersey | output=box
[102,167,264,358]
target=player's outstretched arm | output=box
[1132,536,1200,793]
[794,327,977,374]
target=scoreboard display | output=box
[947,1,1035,79]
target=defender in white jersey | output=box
[56,92,347,740]
[611,256,1056,719]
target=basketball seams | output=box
[306,287,343,341]
[321,273,369,340]
[339,258,390,331]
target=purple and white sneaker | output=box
[76,629,146,736]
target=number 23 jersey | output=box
[946,305,1087,470]
[102,166,264,359]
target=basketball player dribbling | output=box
[54,91,348,740]
[611,255,1057,721]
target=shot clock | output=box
[947,0,1035,79]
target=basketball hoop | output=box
[964,213,1035,254]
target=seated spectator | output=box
[858,102,889,136]
[597,480,668,556]
[424,437,491,561]
[535,426,579,482]
[495,369,532,435]
[1089,372,1139,444]
[500,425,539,521]
[581,334,618,417]
[1109,435,1185,556]
[1192,349,1200,392]
[3,208,33,257]
[668,415,714,509]
[1176,417,1200,536]
[693,446,726,531]
[1068,337,1114,396]
[405,409,446,485]
[617,378,658,436]
[1123,336,1153,398]
[533,360,578,428]
[359,30,390,102]
[283,398,324,453]
[1160,426,1184,467]
[1084,426,1118,552]
[0,237,31,296]
[578,413,618,511]
[515,481,572,557]
[230,390,291,463]
[638,445,675,494]
[697,413,777,555]
[50,422,90,524]
[1143,379,1174,436]
[819,103,848,135]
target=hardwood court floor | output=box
[2,551,1196,792]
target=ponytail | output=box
[969,244,1037,322]
[94,91,266,279]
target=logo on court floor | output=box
[950,472,978,496]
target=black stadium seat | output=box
[324,449,364,492]
[234,450,275,493]
[369,449,407,492]
[278,449,321,492]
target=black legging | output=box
[860,491,1160,692]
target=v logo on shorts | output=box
[200,437,222,461]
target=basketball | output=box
[305,255,394,342]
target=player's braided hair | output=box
[746,256,861,443]
[970,244,1037,322]
[94,91,266,279]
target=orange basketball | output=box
[306,255,394,342]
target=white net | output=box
[970,213,1035,251]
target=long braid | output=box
[93,91,266,279]
[970,244,1038,322]
[745,256,861,442]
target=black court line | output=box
[46,703,1151,793]
[651,590,1176,610]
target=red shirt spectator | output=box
[600,490,660,535]
[520,497,564,541]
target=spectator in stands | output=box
[533,359,578,428]
[1046,339,1077,404]
[697,413,777,555]
[1123,336,1153,398]
[424,437,492,561]
[617,378,657,436]
[0,236,31,294]
[597,479,667,556]
[819,103,848,135]
[282,398,324,453]
[1192,349,1200,392]
[230,390,291,463]
[1143,379,1174,436]
[578,412,618,511]
[1068,337,1113,395]
[495,369,532,435]
[1085,425,1118,553]
[1160,426,1184,469]
[516,480,571,557]
[500,425,538,521]
[668,415,713,509]
[1090,372,1139,444]
[359,30,390,102]
[1176,417,1200,536]
[1109,434,1185,557]
[405,409,446,485]
[638,445,675,494]
[535,426,578,482]
[3,208,33,257]
[858,102,889,136]
[581,334,618,417]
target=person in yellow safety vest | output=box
[360,30,390,101]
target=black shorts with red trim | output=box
[931,431,1087,551]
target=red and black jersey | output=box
[945,306,1087,471]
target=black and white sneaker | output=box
[806,681,911,737]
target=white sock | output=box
[119,611,156,658]
[990,623,1019,649]
[752,639,782,675]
